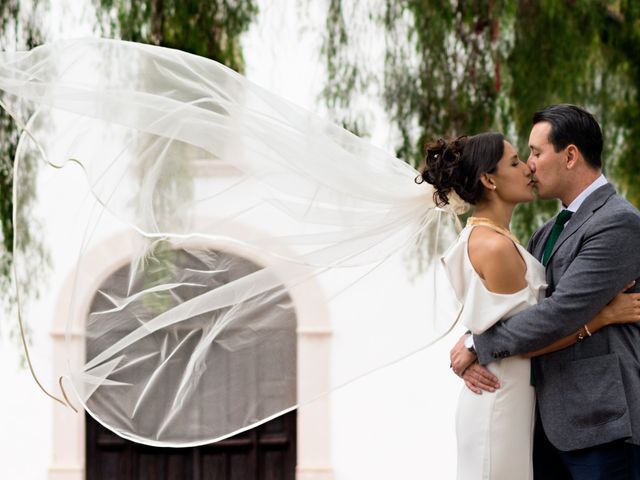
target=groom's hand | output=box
[450,333,477,376]
[462,362,500,395]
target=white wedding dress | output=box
[441,224,547,480]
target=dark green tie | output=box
[542,209,573,266]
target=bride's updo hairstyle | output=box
[416,132,505,207]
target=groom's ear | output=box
[565,144,580,170]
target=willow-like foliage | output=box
[322,0,640,242]
[94,0,258,73]
[0,1,46,332]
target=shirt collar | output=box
[565,174,608,213]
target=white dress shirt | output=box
[565,173,608,216]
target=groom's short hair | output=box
[532,104,603,170]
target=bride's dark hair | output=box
[415,132,505,207]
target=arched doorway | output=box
[84,246,297,479]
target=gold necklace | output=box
[466,216,521,245]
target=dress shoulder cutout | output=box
[440,226,547,334]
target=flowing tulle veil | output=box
[0,38,464,446]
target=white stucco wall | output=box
[1,2,463,479]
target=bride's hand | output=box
[599,281,640,326]
[462,362,500,395]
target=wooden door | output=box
[86,410,296,480]
[85,247,297,479]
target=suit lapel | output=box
[532,222,554,262]
[546,183,616,265]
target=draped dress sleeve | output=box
[440,227,547,335]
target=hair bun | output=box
[416,132,505,207]
[416,136,467,207]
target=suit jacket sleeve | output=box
[473,208,640,365]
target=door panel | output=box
[86,410,296,480]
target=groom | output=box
[451,104,640,479]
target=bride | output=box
[417,132,640,479]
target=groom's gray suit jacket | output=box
[474,183,640,451]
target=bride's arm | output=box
[450,228,528,375]
[523,283,640,358]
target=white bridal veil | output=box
[0,38,462,446]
